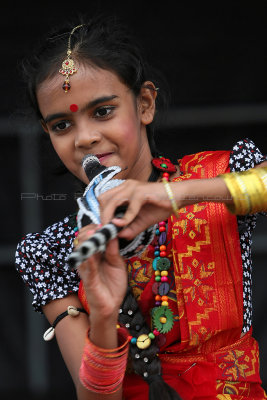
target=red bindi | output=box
[70,104,78,112]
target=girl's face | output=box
[37,65,156,183]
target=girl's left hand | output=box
[98,180,179,240]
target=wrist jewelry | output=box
[162,177,179,218]
[79,327,129,394]
[220,167,267,215]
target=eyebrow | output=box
[43,95,118,124]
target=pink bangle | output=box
[79,327,130,394]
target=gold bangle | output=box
[240,171,262,214]
[220,173,250,214]
[256,167,267,190]
[246,168,267,213]
[162,177,179,217]
[220,167,267,215]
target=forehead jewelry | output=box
[59,24,83,93]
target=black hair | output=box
[21,14,170,158]
[21,14,180,399]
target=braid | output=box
[119,287,182,400]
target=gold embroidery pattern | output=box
[216,379,267,398]
[218,350,249,381]
[126,250,153,299]
[172,201,218,347]
[182,259,215,306]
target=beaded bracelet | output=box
[162,177,179,217]
[220,167,267,215]
[79,326,130,394]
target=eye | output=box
[51,120,72,132]
[94,106,115,118]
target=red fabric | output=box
[79,150,267,399]
[123,361,217,400]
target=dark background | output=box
[1,1,267,398]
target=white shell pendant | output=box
[43,327,55,341]
[67,306,80,317]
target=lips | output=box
[95,152,113,162]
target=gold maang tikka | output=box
[59,24,83,92]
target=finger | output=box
[74,227,98,250]
[78,252,101,283]
[117,221,144,240]
[78,224,100,235]
[105,238,125,267]
[98,181,135,224]
[105,237,121,262]
[110,199,141,227]
[117,226,135,240]
[100,196,130,225]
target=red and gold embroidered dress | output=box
[79,150,267,400]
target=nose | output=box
[74,123,102,149]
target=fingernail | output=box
[112,218,124,224]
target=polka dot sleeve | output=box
[15,215,80,313]
[229,137,267,172]
[229,138,267,332]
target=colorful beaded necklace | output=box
[129,156,177,350]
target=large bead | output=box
[152,256,161,271]
[158,282,170,296]
[62,81,71,92]
[159,231,167,245]
[155,257,171,271]
[152,282,161,294]
[136,334,151,349]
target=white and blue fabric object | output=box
[68,154,156,269]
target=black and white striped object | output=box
[68,222,121,269]
[67,154,156,270]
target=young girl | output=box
[15,15,267,400]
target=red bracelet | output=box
[79,327,130,394]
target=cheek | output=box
[116,113,141,147]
